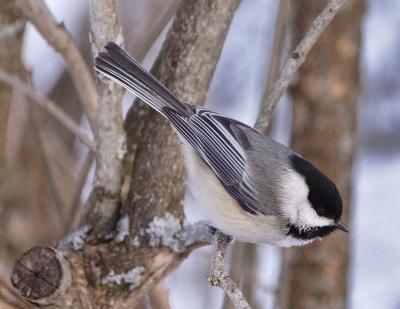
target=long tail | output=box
[94,42,192,116]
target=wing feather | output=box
[163,106,261,214]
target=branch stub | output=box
[11,246,62,301]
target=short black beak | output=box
[335,220,349,233]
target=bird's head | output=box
[280,154,348,245]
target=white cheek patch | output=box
[279,169,334,228]
[297,203,333,227]
[279,170,307,224]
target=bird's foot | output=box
[207,225,233,243]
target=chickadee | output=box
[95,42,348,248]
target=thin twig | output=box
[256,0,290,135]
[17,0,98,132]
[28,68,70,225]
[34,111,68,226]
[66,151,95,233]
[208,231,251,309]
[255,0,349,133]
[87,0,127,235]
[222,242,246,309]
[0,71,96,151]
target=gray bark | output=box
[87,0,127,236]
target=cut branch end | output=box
[11,246,71,305]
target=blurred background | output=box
[0,0,399,308]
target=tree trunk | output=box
[279,1,365,308]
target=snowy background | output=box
[22,0,400,308]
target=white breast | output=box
[182,145,314,247]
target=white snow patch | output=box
[115,215,130,243]
[101,266,145,290]
[59,225,91,251]
[130,235,141,247]
[145,213,212,252]
[146,212,181,250]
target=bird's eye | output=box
[316,208,325,216]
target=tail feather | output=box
[94,42,191,115]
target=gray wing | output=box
[163,106,264,215]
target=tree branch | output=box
[223,242,258,309]
[87,0,127,236]
[255,0,350,133]
[256,0,290,135]
[34,112,68,225]
[0,71,96,151]
[66,152,95,233]
[17,0,98,132]
[208,232,251,309]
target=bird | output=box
[94,42,348,248]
